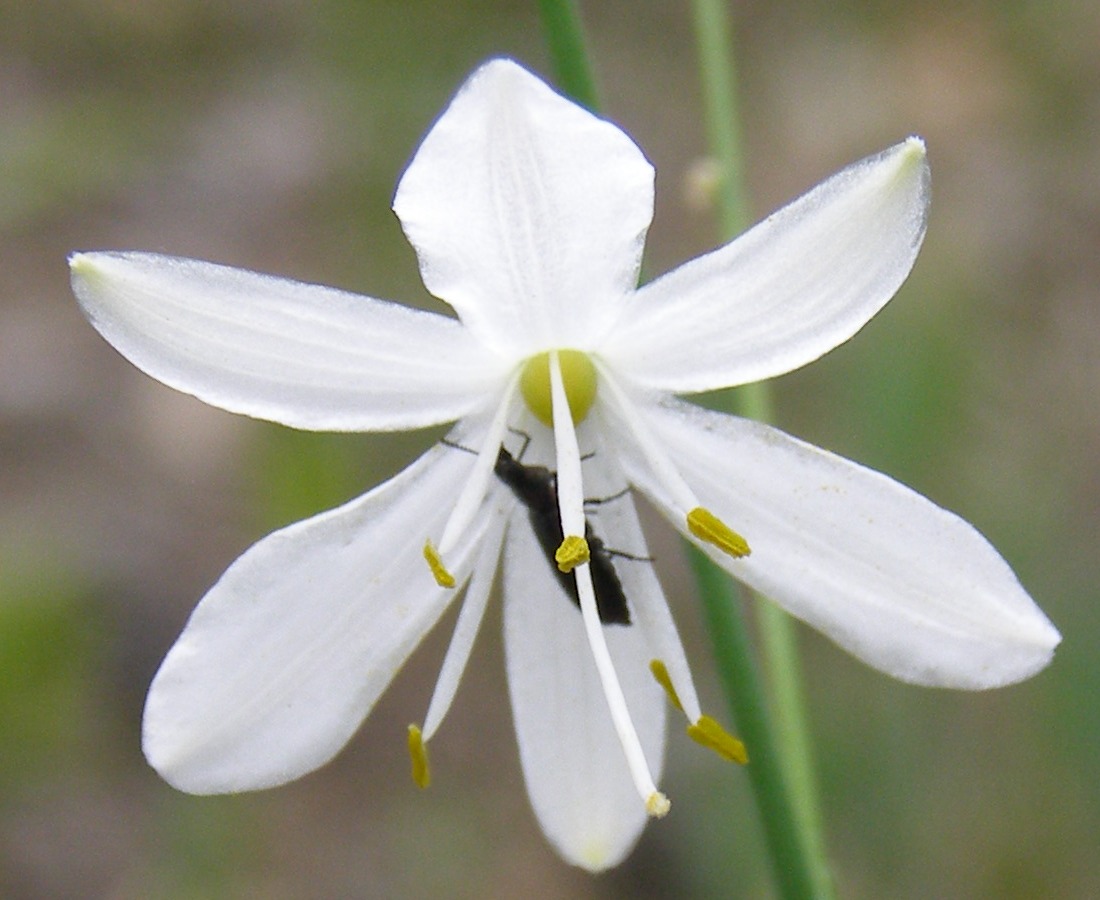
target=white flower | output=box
[69,58,1059,871]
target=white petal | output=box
[614,397,1060,689]
[393,58,653,355]
[602,139,930,392]
[71,252,502,431]
[143,442,485,794]
[503,516,666,872]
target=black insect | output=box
[494,446,633,626]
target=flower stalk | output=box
[536,0,600,111]
[689,549,820,899]
[689,2,836,898]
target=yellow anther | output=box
[423,540,456,588]
[687,714,749,765]
[646,791,671,818]
[520,350,598,427]
[407,724,431,788]
[555,534,590,573]
[648,659,684,713]
[687,507,751,559]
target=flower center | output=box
[520,350,597,426]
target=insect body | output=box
[494,447,632,626]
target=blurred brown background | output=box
[2,1,1097,897]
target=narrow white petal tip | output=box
[1032,611,1062,651]
[1003,617,1062,684]
[70,250,124,281]
[864,596,1061,691]
[940,599,1062,690]
[902,135,927,155]
[68,252,102,282]
[895,136,928,178]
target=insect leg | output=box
[440,436,477,455]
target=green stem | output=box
[690,0,835,897]
[739,402,829,886]
[690,550,822,899]
[690,0,750,238]
[536,0,600,110]
[757,600,831,893]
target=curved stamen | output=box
[422,518,506,741]
[409,518,507,789]
[650,660,748,765]
[426,374,520,586]
[594,363,751,560]
[548,351,669,817]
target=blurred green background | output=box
[1,1,1096,897]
